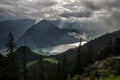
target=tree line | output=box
[0,32,120,80]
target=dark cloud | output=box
[0,0,120,33]
[83,1,101,10]
[60,10,92,18]
[36,1,57,6]
[0,0,58,20]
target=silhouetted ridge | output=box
[15,46,40,62]
[83,30,120,50]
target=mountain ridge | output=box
[18,20,80,49]
[0,19,35,49]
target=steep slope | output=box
[0,19,35,49]
[18,20,79,49]
[83,30,120,50]
[53,30,120,61]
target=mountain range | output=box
[0,19,109,50]
[18,20,80,49]
[56,29,120,60]
[0,19,35,49]
[17,29,120,63]
[48,20,103,40]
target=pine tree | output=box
[73,38,84,75]
[6,32,20,80]
[60,54,68,80]
[0,54,6,80]
[21,46,28,80]
[98,39,113,60]
[37,57,45,80]
[85,45,97,65]
[6,32,16,53]
[99,46,108,60]
[114,37,120,55]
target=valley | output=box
[0,0,120,79]
[0,19,120,80]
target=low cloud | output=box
[0,0,120,33]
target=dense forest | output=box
[0,32,120,80]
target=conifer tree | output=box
[114,37,120,55]
[85,45,97,65]
[6,32,20,80]
[37,57,45,80]
[73,38,84,75]
[21,46,28,80]
[0,54,6,80]
[56,60,61,80]
[98,39,113,60]
[60,54,68,80]
[6,32,16,53]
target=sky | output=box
[0,0,120,32]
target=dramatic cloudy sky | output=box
[0,0,120,32]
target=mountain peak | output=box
[37,20,50,25]
[33,19,60,31]
[18,19,79,49]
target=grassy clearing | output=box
[43,58,58,64]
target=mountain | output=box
[52,30,120,61]
[48,20,71,28]
[0,19,35,49]
[48,20,103,40]
[83,30,120,50]
[18,20,80,49]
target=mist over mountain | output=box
[0,0,120,36]
[56,29,120,62]
[48,20,103,39]
[0,0,120,80]
[18,20,80,49]
[0,19,35,49]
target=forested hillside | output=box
[0,30,120,80]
